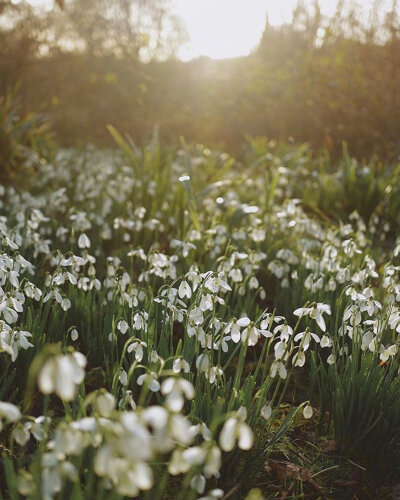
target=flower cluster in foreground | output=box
[1,141,400,498]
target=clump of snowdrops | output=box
[1,135,400,498]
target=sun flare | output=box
[173,0,389,60]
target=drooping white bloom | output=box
[173,358,190,374]
[169,446,206,475]
[70,328,79,341]
[117,320,129,334]
[379,344,398,362]
[274,340,288,360]
[191,474,206,494]
[198,489,224,500]
[228,268,243,283]
[274,322,293,341]
[303,404,313,419]
[127,340,147,362]
[17,469,35,496]
[203,273,232,293]
[224,317,249,343]
[119,368,128,386]
[38,352,87,401]
[137,372,160,392]
[270,360,288,379]
[292,350,306,367]
[327,354,335,365]
[241,324,261,346]
[178,280,192,299]
[12,422,30,446]
[260,404,272,420]
[78,233,91,249]
[161,377,194,412]
[196,353,210,372]
[320,335,332,348]
[294,328,320,351]
[94,391,115,417]
[0,401,21,431]
[219,407,254,452]
[293,303,331,332]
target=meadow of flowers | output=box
[1,132,400,499]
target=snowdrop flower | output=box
[343,304,362,326]
[274,322,293,341]
[133,311,148,331]
[70,328,79,341]
[205,365,223,384]
[188,306,204,326]
[248,276,259,289]
[380,344,398,362]
[119,368,128,386]
[303,404,313,419]
[117,319,129,334]
[178,280,192,299]
[189,422,212,442]
[0,401,21,431]
[78,233,91,249]
[203,445,221,478]
[118,389,136,410]
[293,303,331,332]
[292,346,306,366]
[345,286,366,302]
[361,330,374,351]
[30,416,51,441]
[53,423,85,456]
[214,335,231,352]
[127,340,147,362]
[260,404,272,420]
[224,317,249,343]
[241,323,262,346]
[274,340,289,361]
[198,489,224,500]
[196,353,210,372]
[191,474,206,494]
[219,407,254,452]
[173,358,190,374]
[24,282,42,301]
[270,360,288,379]
[169,446,206,475]
[137,372,160,392]
[0,301,18,323]
[7,329,34,361]
[93,391,116,417]
[342,238,361,257]
[12,422,30,446]
[203,273,232,293]
[94,452,153,497]
[200,293,214,312]
[228,268,243,283]
[38,352,87,401]
[17,469,35,496]
[61,298,71,311]
[161,377,194,412]
[294,328,320,351]
[320,335,332,348]
[187,268,202,291]
[327,353,335,365]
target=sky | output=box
[21,0,395,61]
[174,0,340,60]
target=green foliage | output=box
[0,132,400,497]
[1,2,399,157]
[0,87,54,186]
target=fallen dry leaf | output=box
[319,439,338,452]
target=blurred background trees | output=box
[0,0,399,159]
